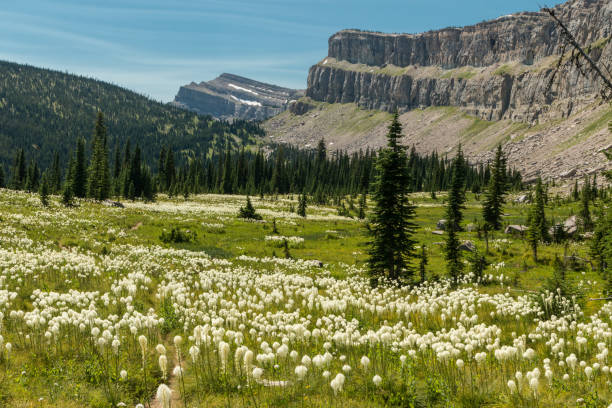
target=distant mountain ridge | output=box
[172,73,304,121]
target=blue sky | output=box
[0,0,565,102]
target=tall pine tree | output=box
[445,147,467,285]
[527,178,548,262]
[72,138,88,198]
[483,145,508,231]
[88,112,111,200]
[367,112,417,285]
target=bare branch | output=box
[543,7,612,100]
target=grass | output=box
[0,188,607,407]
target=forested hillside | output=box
[0,60,264,170]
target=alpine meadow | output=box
[1,1,612,407]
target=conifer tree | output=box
[271,146,286,194]
[25,160,40,192]
[579,183,593,232]
[221,145,233,194]
[367,112,417,285]
[164,147,176,191]
[297,193,307,217]
[445,147,467,284]
[50,152,62,193]
[72,138,88,198]
[0,164,4,188]
[39,173,49,207]
[10,149,26,190]
[526,177,548,262]
[88,112,111,200]
[358,193,367,219]
[238,196,262,220]
[483,145,508,231]
[62,182,73,207]
[419,245,428,283]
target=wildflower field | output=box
[0,188,607,407]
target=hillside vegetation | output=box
[0,61,264,171]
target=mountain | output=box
[265,0,612,182]
[172,73,304,121]
[0,61,264,171]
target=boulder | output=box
[564,215,578,236]
[458,240,476,252]
[103,200,124,208]
[514,194,530,204]
[436,219,447,231]
[432,230,444,235]
[504,225,527,236]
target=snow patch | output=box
[230,95,262,107]
[228,83,259,95]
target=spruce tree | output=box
[238,196,262,220]
[0,165,4,188]
[367,112,417,285]
[483,145,508,231]
[72,138,88,198]
[445,147,467,285]
[358,193,367,219]
[88,112,111,200]
[221,145,233,194]
[50,152,62,193]
[39,174,49,207]
[10,149,26,190]
[419,245,428,283]
[579,182,593,232]
[526,178,548,261]
[297,193,307,217]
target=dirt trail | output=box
[149,360,183,408]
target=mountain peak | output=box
[173,74,304,121]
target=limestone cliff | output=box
[306,0,612,122]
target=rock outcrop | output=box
[306,0,612,122]
[173,73,304,121]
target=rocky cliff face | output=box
[306,0,612,122]
[173,73,304,121]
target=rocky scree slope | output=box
[173,73,304,121]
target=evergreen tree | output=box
[419,245,428,283]
[238,196,262,220]
[358,193,367,220]
[88,112,111,200]
[0,164,4,188]
[10,149,26,190]
[445,147,467,284]
[446,146,467,231]
[467,248,488,283]
[526,178,548,262]
[367,112,417,285]
[50,152,62,193]
[39,173,50,206]
[221,144,233,194]
[62,182,73,207]
[25,160,40,192]
[164,147,176,191]
[483,145,508,231]
[579,181,593,232]
[271,146,286,194]
[129,146,142,198]
[72,138,88,198]
[297,194,307,217]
